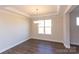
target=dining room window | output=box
[37,19,52,35]
[76,17,79,26]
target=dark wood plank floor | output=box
[1,39,79,54]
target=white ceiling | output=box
[13,5,58,16]
[0,5,70,17]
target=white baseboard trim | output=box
[70,42,79,46]
[0,37,30,53]
[31,37,63,44]
[63,43,70,48]
[31,37,66,48]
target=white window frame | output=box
[34,19,52,35]
[76,17,79,26]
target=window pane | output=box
[45,27,51,34]
[38,27,44,34]
[45,20,51,27]
[38,20,44,26]
[37,19,52,35]
[76,17,79,26]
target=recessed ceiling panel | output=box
[5,5,58,16]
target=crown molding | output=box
[57,5,60,15]
[32,13,58,18]
[3,7,31,17]
[1,6,60,18]
[64,5,72,14]
[64,5,78,14]
[0,8,24,17]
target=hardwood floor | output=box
[1,39,79,54]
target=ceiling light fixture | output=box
[33,8,40,24]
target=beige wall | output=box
[30,15,64,43]
[0,9,30,53]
